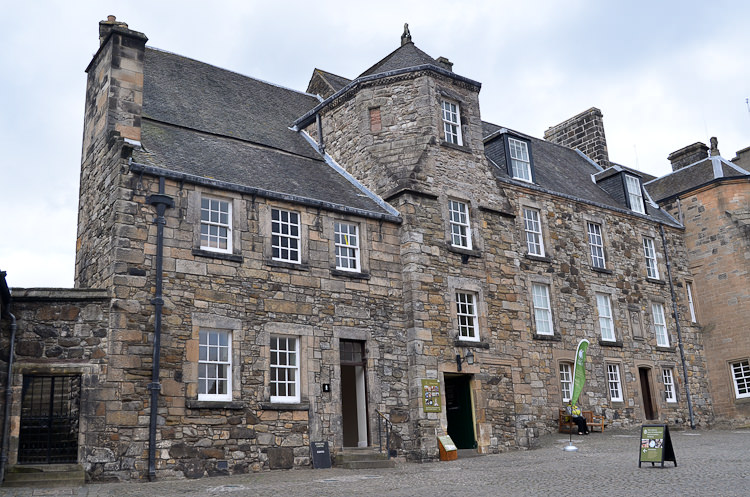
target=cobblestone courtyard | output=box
[2,427,749,497]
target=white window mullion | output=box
[456,291,479,341]
[587,222,606,269]
[523,208,544,256]
[198,329,232,401]
[200,197,232,253]
[663,369,676,403]
[596,293,615,342]
[335,222,360,271]
[643,237,659,279]
[449,200,472,249]
[442,100,463,146]
[532,283,553,335]
[607,364,623,401]
[270,336,300,403]
[652,303,669,347]
[559,363,573,402]
[272,208,301,263]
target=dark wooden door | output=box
[445,375,476,449]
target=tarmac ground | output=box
[1,426,749,497]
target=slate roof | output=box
[312,69,352,93]
[132,48,396,218]
[482,121,678,225]
[358,42,441,77]
[645,156,750,202]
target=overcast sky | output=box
[1,1,749,289]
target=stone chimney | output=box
[667,142,708,172]
[436,56,453,72]
[82,16,148,161]
[544,107,610,168]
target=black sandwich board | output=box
[638,424,676,467]
[310,441,332,469]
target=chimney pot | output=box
[107,15,116,22]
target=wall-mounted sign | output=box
[638,425,676,467]
[421,379,441,413]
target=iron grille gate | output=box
[18,375,81,464]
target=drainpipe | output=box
[145,178,174,481]
[1,271,16,484]
[659,225,695,429]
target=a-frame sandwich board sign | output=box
[638,424,677,467]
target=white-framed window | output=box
[334,222,360,271]
[663,368,677,403]
[441,100,463,145]
[270,336,300,403]
[625,174,645,214]
[686,282,697,323]
[607,364,623,402]
[455,291,479,341]
[531,283,554,335]
[509,137,532,182]
[643,237,659,279]
[559,363,573,403]
[587,222,606,269]
[271,208,301,263]
[200,197,232,253]
[523,207,544,256]
[731,360,750,399]
[198,329,232,401]
[596,293,615,342]
[652,303,669,347]
[449,199,472,249]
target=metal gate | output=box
[18,375,81,464]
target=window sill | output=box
[525,254,552,263]
[186,399,246,410]
[440,140,472,153]
[656,346,676,353]
[330,269,371,280]
[267,260,310,271]
[646,277,666,285]
[533,333,561,342]
[446,244,481,259]
[260,402,310,411]
[734,396,750,406]
[192,248,243,263]
[453,339,490,349]
[599,339,623,348]
[592,267,613,275]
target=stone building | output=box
[646,138,750,426]
[0,17,712,484]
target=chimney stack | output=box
[667,142,708,172]
[436,56,453,72]
[544,107,610,168]
[99,15,130,46]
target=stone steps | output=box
[3,464,85,488]
[334,447,396,469]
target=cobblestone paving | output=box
[2,428,749,497]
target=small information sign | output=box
[638,425,676,467]
[421,379,442,413]
[437,434,457,461]
[310,441,331,469]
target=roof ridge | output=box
[147,46,319,99]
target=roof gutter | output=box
[128,161,401,223]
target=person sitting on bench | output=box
[571,404,589,435]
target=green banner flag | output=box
[570,339,590,407]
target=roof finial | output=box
[709,136,720,157]
[401,23,412,46]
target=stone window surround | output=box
[582,213,608,270]
[447,276,487,344]
[605,360,625,403]
[552,350,576,405]
[439,192,482,255]
[185,313,243,406]
[661,366,678,404]
[258,202,310,269]
[435,87,470,151]
[649,299,670,348]
[527,274,559,339]
[323,215,370,278]
[259,323,314,408]
[518,198,548,258]
[188,189,245,261]
[728,358,750,401]
[591,284,621,346]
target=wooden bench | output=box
[558,408,607,433]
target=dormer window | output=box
[509,138,532,182]
[624,174,645,214]
[441,100,463,146]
